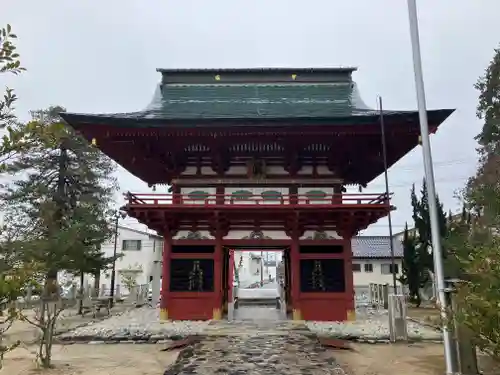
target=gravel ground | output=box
[58,308,210,341]
[58,307,442,342]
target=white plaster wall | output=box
[226,166,247,174]
[316,166,335,175]
[352,258,403,287]
[181,166,197,175]
[297,166,313,175]
[267,166,288,175]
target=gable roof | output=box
[118,225,162,239]
[352,236,403,258]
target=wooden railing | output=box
[124,192,392,207]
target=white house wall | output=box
[94,227,163,295]
[352,258,403,287]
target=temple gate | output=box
[61,67,452,321]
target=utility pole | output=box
[407,1,455,373]
[109,210,126,307]
[260,250,264,286]
[378,97,398,293]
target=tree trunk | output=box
[78,271,84,315]
[93,271,100,296]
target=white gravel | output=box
[59,307,442,341]
[60,308,210,339]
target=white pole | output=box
[406,1,456,374]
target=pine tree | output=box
[1,106,118,296]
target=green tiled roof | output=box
[149,83,353,119]
[59,68,454,126]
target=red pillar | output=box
[213,235,223,319]
[343,238,355,321]
[290,234,301,320]
[159,234,171,320]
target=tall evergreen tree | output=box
[410,180,448,274]
[1,106,118,295]
[399,223,423,306]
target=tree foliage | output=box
[444,47,500,358]
[0,106,118,367]
[399,223,423,306]
[400,181,449,305]
[0,24,27,169]
[2,106,118,281]
[410,180,448,273]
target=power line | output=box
[358,175,471,189]
[391,158,477,172]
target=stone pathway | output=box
[233,306,284,321]
[165,321,341,375]
[57,307,442,343]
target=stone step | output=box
[236,297,280,307]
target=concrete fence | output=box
[3,282,149,313]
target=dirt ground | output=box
[2,344,179,375]
[2,304,133,345]
[333,342,500,375]
[3,341,500,375]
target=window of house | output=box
[122,239,142,251]
[364,263,373,273]
[381,263,399,274]
[352,263,361,272]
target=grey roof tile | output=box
[351,236,403,258]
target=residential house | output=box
[97,225,163,296]
[351,236,403,288]
[233,250,282,287]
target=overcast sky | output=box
[2,0,498,235]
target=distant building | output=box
[95,226,163,296]
[233,236,403,289]
[351,236,403,287]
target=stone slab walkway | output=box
[165,321,342,374]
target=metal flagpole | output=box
[377,96,398,293]
[406,1,456,373]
